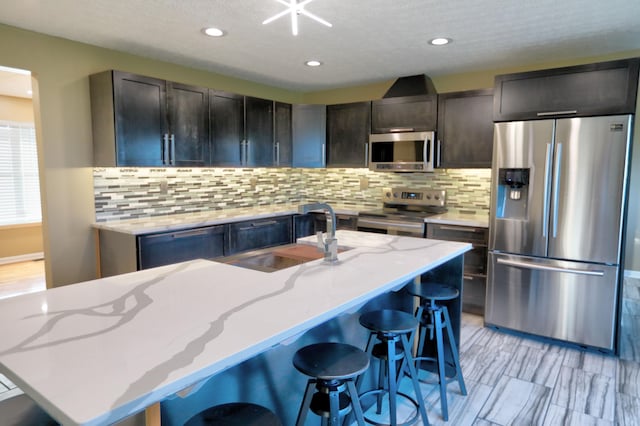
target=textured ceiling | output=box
[1,0,640,92]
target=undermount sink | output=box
[221,243,349,273]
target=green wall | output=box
[1,21,639,287]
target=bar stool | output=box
[405,281,467,421]
[184,402,282,425]
[358,310,429,426]
[293,342,369,426]
[0,393,58,426]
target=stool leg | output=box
[328,387,339,426]
[296,380,316,426]
[356,332,377,391]
[347,379,366,426]
[387,337,398,426]
[443,306,467,396]
[434,309,449,421]
[377,353,386,414]
[401,333,430,426]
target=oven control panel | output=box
[382,187,446,207]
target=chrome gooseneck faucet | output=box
[298,203,338,263]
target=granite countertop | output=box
[94,203,489,235]
[0,231,470,425]
[92,203,369,235]
[425,211,489,228]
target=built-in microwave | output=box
[368,131,438,172]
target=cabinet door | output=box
[245,96,274,167]
[167,82,210,166]
[227,216,293,255]
[327,101,371,168]
[494,58,640,121]
[371,95,437,133]
[113,71,168,166]
[210,90,244,166]
[438,89,494,168]
[275,102,292,166]
[137,225,226,270]
[292,104,327,168]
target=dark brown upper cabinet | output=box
[274,102,293,166]
[371,95,437,133]
[326,101,371,167]
[210,90,244,166]
[494,58,640,121]
[437,89,494,168]
[90,70,209,167]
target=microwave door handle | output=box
[424,137,430,163]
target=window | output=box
[0,121,41,226]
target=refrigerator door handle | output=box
[496,257,604,277]
[542,143,552,238]
[552,143,563,238]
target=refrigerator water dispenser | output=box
[496,168,529,219]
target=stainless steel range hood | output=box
[383,74,437,98]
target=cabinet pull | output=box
[389,127,414,132]
[463,275,474,280]
[438,225,483,233]
[364,143,369,166]
[162,134,169,165]
[275,141,280,166]
[536,110,577,116]
[238,220,279,231]
[171,229,211,238]
[321,143,326,166]
[169,134,176,166]
[435,139,441,167]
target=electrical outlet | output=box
[359,177,369,190]
[249,177,258,190]
[159,180,168,194]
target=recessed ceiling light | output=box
[429,37,451,46]
[305,60,322,67]
[202,27,225,37]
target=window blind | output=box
[0,121,41,226]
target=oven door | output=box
[357,217,425,238]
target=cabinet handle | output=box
[463,275,475,280]
[275,141,280,166]
[169,134,175,166]
[435,139,441,168]
[238,220,279,231]
[389,127,414,132]
[162,134,170,166]
[245,140,251,164]
[438,225,483,233]
[536,110,577,116]
[241,140,247,165]
[364,143,369,166]
[171,229,211,238]
[321,143,326,166]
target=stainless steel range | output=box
[357,187,447,237]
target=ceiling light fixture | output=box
[429,37,452,46]
[305,60,322,67]
[263,0,332,36]
[202,27,225,37]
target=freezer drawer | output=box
[486,253,619,350]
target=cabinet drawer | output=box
[427,223,488,245]
[227,216,293,255]
[137,225,226,270]
[462,275,486,315]
[464,246,487,276]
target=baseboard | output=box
[625,270,640,279]
[0,252,44,265]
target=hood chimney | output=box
[383,74,437,98]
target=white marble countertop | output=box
[93,203,368,235]
[0,231,470,425]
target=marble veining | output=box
[0,231,470,425]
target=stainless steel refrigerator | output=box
[486,115,633,351]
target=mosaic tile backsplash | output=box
[93,167,491,222]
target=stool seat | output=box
[185,402,282,426]
[404,282,459,301]
[359,309,418,334]
[0,393,58,426]
[293,342,369,380]
[294,342,369,426]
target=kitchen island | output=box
[0,231,470,425]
